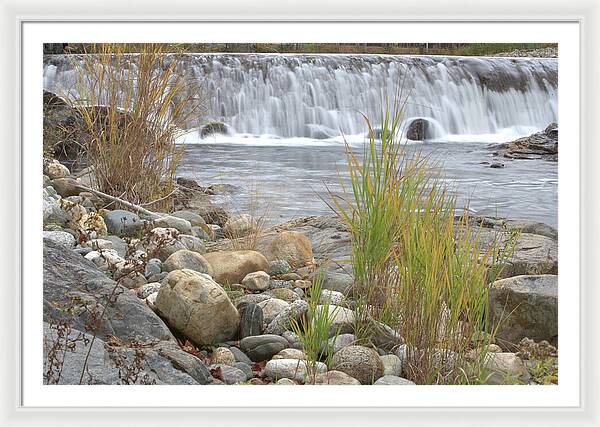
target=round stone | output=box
[330,345,385,384]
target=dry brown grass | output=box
[66,43,207,209]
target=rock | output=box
[265,288,300,302]
[265,300,309,335]
[314,305,355,336]
[203,250,269,285]
[171,210,207,227]
[269,280,294,290]
[280,272,302,281]
[73,247,93,256]
[312,370,361,385]
[272,348,307,360]
[265,231,313,267]
[234,362,253,380]
[238,302,263,338]
[294,279,312,290]
[43,188,69,226]
[282,330,301,347]
[179,234,206,254]
[406,118,433,141]
[495,123,558,161]
[144,291,159,310]
[155,269,239,346]
[153,215,192,235]
[374,375,416,385]
[293,288,305,298]
[503,219,558,241]
[44,159,70,179]
[119,272,147,290]
[200,121,230,137]
[83,238,113,250]
[275,378,296,385]
[484,352,529,384]
[318,289,346,306]
[380,354,403,376]
[42,230,76,248]
[329,333,356,354]
[207,224,224,238]
[269,260,293,276]
[162,250,212,275]
[330,345,385,384]
[490,162,505,169]
[211,347,236,366]
[235,293,273,306]
[51,177,81,197]
[103,235,128,258]
[137,282,161,299]
[370,320,404,351]
[43,239,174,343]
[104,210,144,237]
[265,359,327,383]
[241,271,270,291]
[223,214,257,238]
[483,229,558,279]
[84,249,124,271]
[192,226,212,241]
[209,364,246,384]
[144,258,162,278]
[490,275,558,347]
[257,298,290,323]
[240,334,288,362]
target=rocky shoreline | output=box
[43,156,558,386]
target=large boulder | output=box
[330,345,385,384]
[43,239,211,384]
[490,275,558,348]
[203,250,268,285]
[155,269,240,346]
[171,210,207,227]
[44,238,173,342]
[162,250,212,275]
[264,231,313,267]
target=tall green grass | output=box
[329,94,517,384]
[290,267,339,384]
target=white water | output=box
[43,53,557,143]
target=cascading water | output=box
[43,53,557,142]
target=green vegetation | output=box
[290,267,339,384]
[66,43,206,208]
[328,91,517,384]
[47,43,556,57]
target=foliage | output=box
[290,266,339,383]
[66,43,206,209]
[328,90,517,384]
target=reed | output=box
[290,267,340,384]
[67,43,206,209]
[328,92,517,384]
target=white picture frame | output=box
[2,0,599,425]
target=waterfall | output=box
[43,53,557,141]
